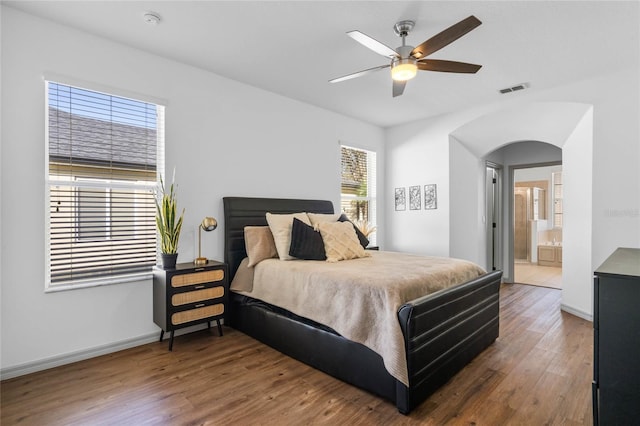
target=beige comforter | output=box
[230,250,486,386]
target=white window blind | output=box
[46,81,164,289]
[340,145,377,245]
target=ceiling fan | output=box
[329,16,483,97]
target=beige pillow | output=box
[244,226,278,267]
[317,221,370,262]
[266,212,311,260]
[307,212,341,226]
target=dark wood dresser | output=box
[153,260,228,350]
[593,247,640,425]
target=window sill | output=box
[45,271,152,293]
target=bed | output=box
[223,196,502,414]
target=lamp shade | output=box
[201,216,217,231]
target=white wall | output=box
[561,110,593,318]
[383,119,452,256]
[449,137,485,265]
[514,165,562,183]
[0,7,384,376]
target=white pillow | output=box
[307,212,341,226]
[266,212,311,260]
[317,221,370,262]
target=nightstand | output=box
[153,260,228,350]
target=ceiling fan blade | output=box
[410,15,482,59]
[392,80,406,97]
[417,59,482,73]
[347,30,399,58]
[329,64,390,83]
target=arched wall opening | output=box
[486,142,562,283]
[449,102,594,319]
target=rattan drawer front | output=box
[171,269,224,287]
[171,304,224,325]
[171,287,224,306]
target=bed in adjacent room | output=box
[223,196,502,414]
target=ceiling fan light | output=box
[391,58,417,81]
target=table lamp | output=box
[194,216,217,265]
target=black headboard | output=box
[223,197,334,280]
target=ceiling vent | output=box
[499,83,529,94]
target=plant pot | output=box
[161,253,178,269]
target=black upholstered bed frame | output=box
[223,196,502,414]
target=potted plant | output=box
[155,172,185,269]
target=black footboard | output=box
[229,269,501,414]
[395,269,502,414]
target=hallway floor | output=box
[514,261,562,289]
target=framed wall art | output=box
[395,187,406,211]
[409,185,421,210]
[424,184,437,210]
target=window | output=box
[340,145,377,245]
[46,81,164,290]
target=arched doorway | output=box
[449,102,594,318]
[483,141,562,285]
[484,142,563,288]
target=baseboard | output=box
[561,303,593,322]
[1,322,218,381]
[0,332,160,380]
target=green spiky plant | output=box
[155,172,185,254]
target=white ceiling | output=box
[5,1,638,128]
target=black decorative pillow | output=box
[338,214,369,249]
[289,218,326,260]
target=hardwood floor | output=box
[1,284,593,425]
